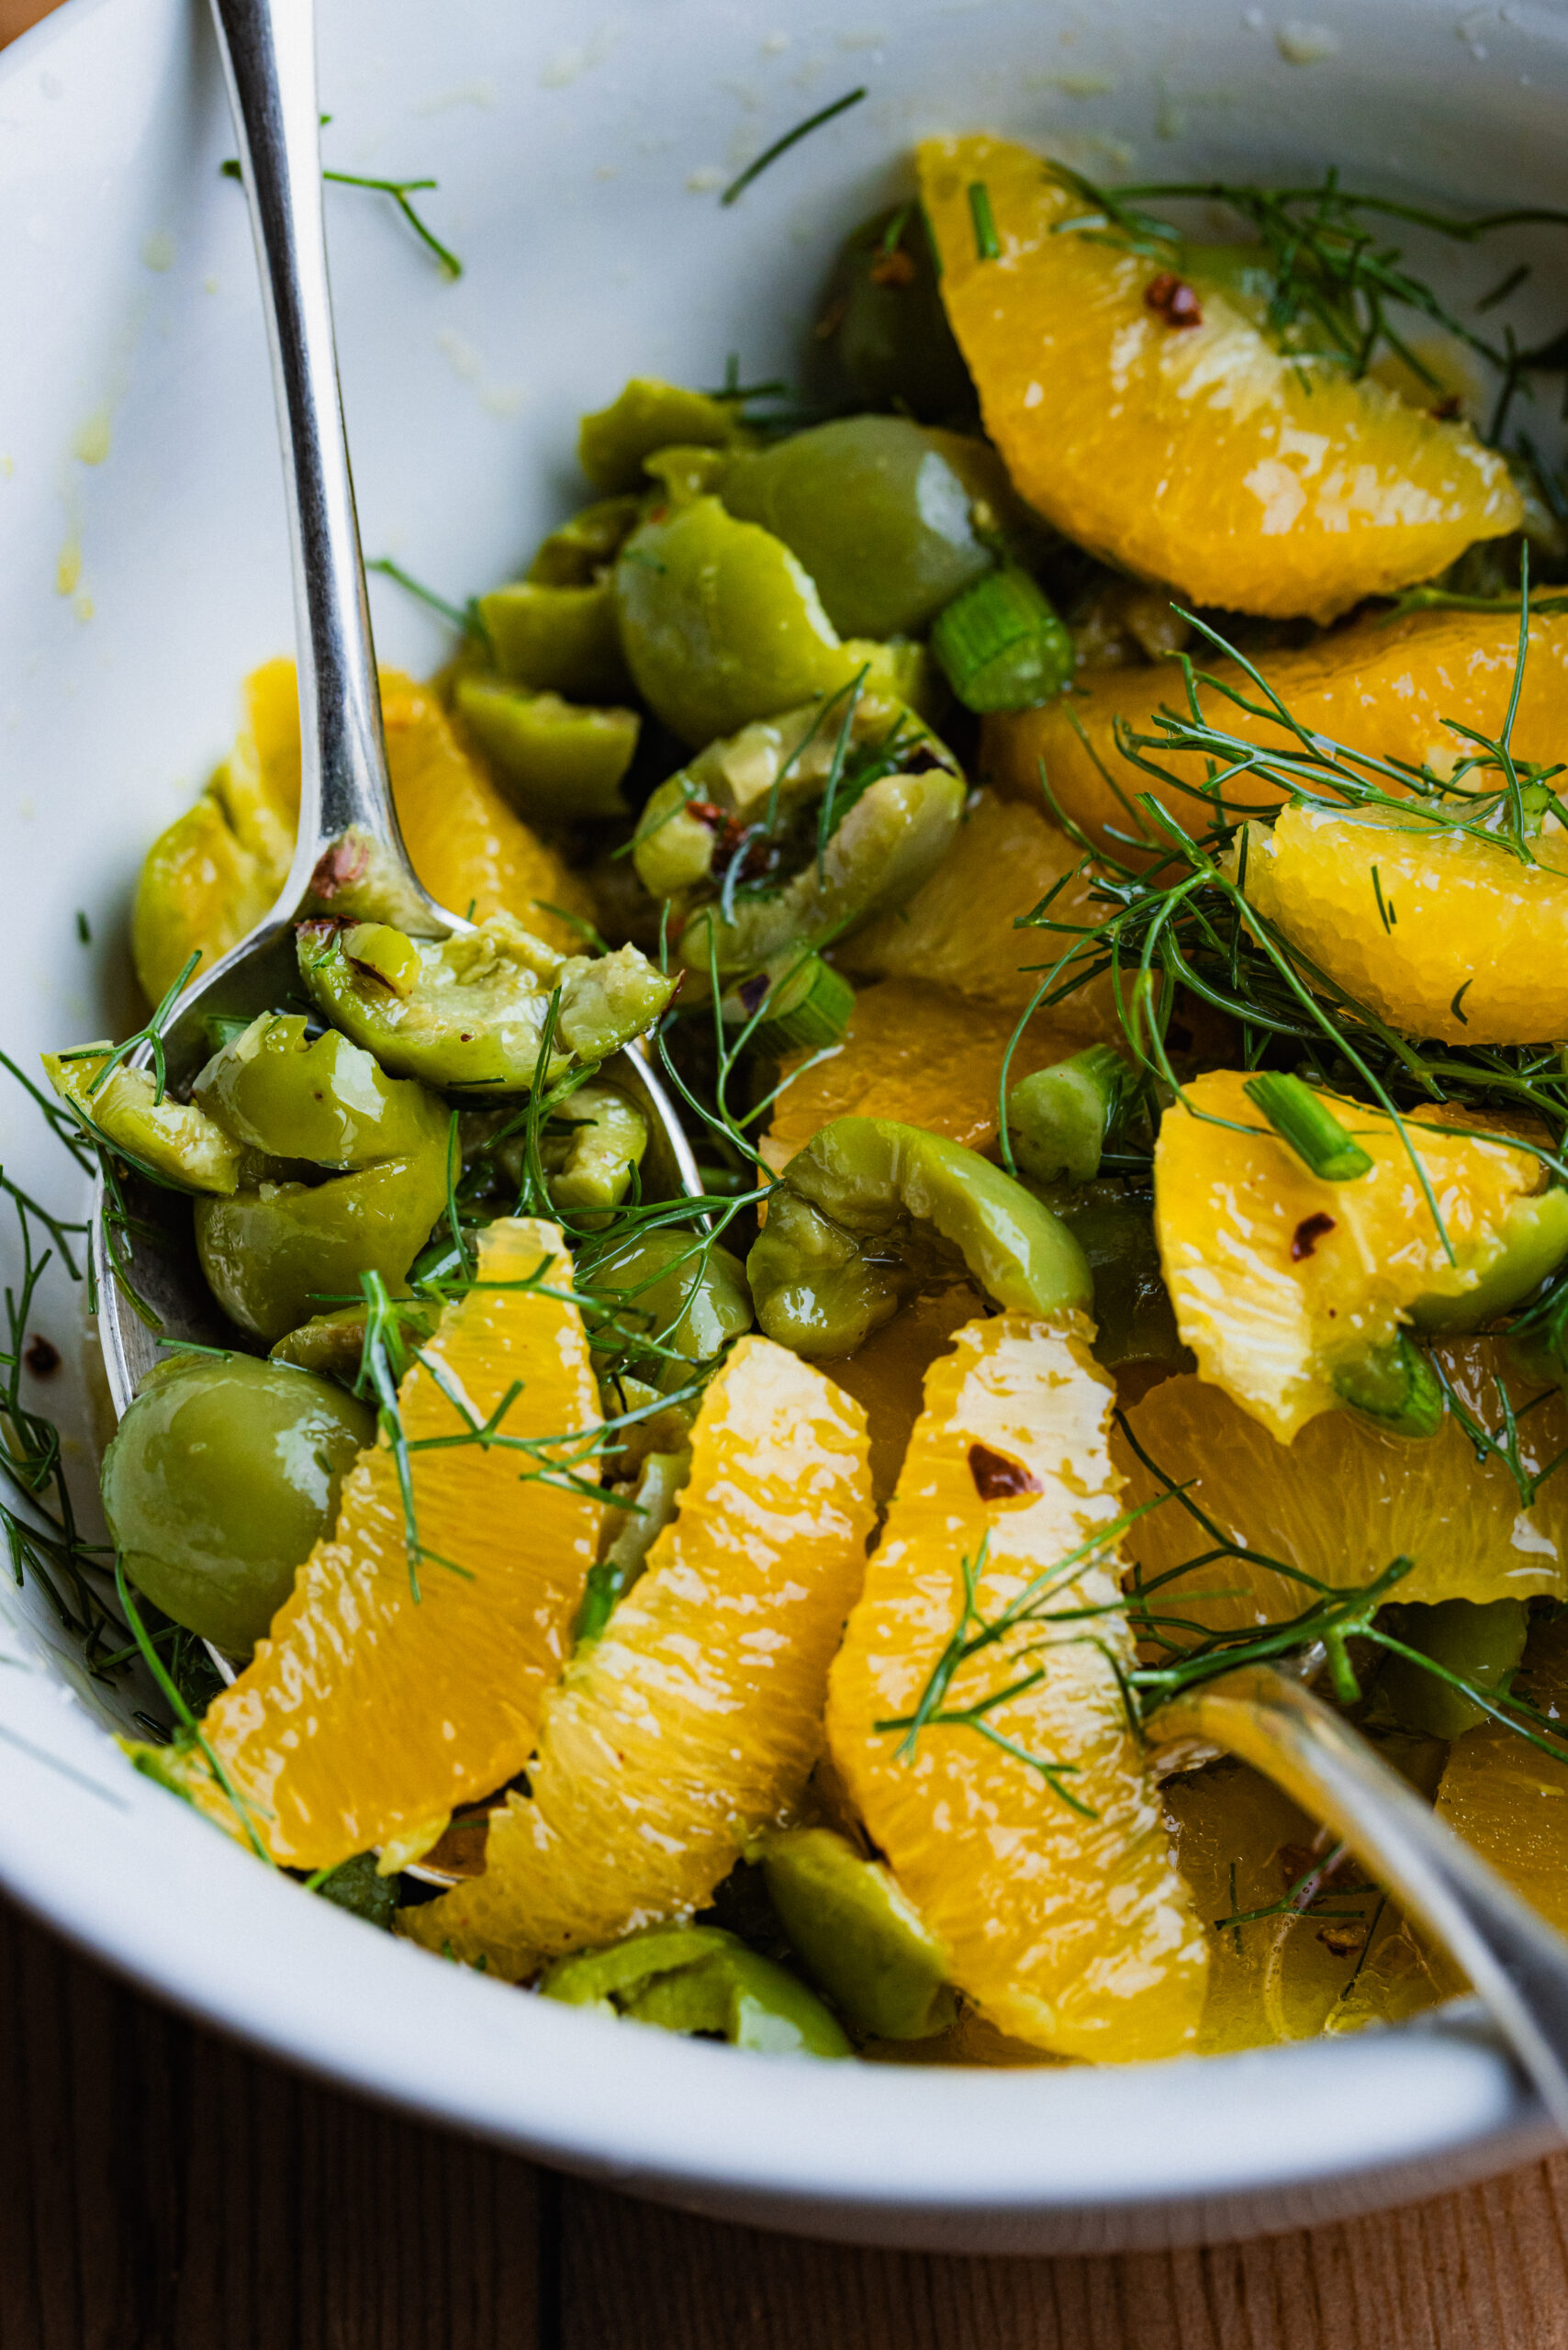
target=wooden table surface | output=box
[1,1884,1565,2350]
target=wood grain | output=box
[0,0,62,47]
[4,1888,1568,2349]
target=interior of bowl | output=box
[2,0,1567,2251]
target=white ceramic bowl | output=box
[3,0,1567,2255]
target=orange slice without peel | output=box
[981,612,1568,864]
[1155,1069,1556,1442]
[920,134,1518,621]
[131,665,594,1002]
[828,1313,1208,2060]
[404,1336,875,1979]
[163,1218,603,1868]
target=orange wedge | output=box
[162,1218,602,1868]
[920,135,1518,621]
[1156,1069,1560,1442]
[1114,1344,1568,1628]
[828,1313,1208,2060]
[1240,803,1568,1046]
[403,1337,875,1979]
[839,789,1116,1030]
[981,612,1568,861]
[131,665,594,1002]
[762,979,1088,1176]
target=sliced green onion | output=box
[930,565,1074,714]
[1007,1046,1129,1186]
[1332,1333,1444,1439]
[722,951,855,1056]
[968,180,1000,261]
[1243,1072,1373,1182]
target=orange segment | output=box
[404,1337,875,1980]
[130,665,593,1002]
[1155,1069,1554,1442]
[167,1219,602,1868]
[982,612,1568,861]
[1436,1617,1568,1937]
[827,1313,1208,2060]
[762,979,1087,1176]
[920,135,1518,621]
[839,789,1117,1029]
[1241,803,1568,1046]
[1114,1344,1568,1628]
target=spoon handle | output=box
[1149,1665,1568,2132]
[207,0,408,891]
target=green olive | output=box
[476,578,635,702]
[269,1296,437,1380]
[578,379,743,494]
[192,1013,447,1168]
[614,493,901,748]
[812,205,976,423]
[42,1049,241,1195]
[749,1117,1092,1359]
[583,1228,753,1387]
[633,692,964,988]
[195,1147,451,1342]
[525,495,641,588]
[540,1922,851,2057]
[453,677,639,824]
[760,1827,956,2041]
[102,1353,373,1653]
[297,912,675,1095]
[722,416,1012,641]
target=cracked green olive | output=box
[540,1922,851,2056]
[812,205,976,423]
[633,692,963,988]
[721,415,1012,641]
[297,912,675,1096]
[613,493,922,748]
[102,1353,373,1654]
[749,1116,1092,1358]
[453,677,639,824]
[760,1827,956,2041]
[192,1013,447,1169]
[42,1049,241,1195]
[195,1146,452,1342]
[578,378,744,495]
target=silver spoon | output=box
[92,0,696,1418]
[1148,1665,1568,2134]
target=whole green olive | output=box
[722,416,1012,641]
[192,1013,447,1169]
[102,1353,373,1654]
[811,205,976,423]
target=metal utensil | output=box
[91,0,696,1418]
[1148,1665,1568,2133]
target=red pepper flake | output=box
[1291,1212,1337,1262]
[868,247,917,288]
[24,1335,60,1378]
[1430,392,1462,420]
[1145,272,1204,330]
[308,835,371,902]
[968,1443,1043,1502]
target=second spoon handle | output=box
[208,0,405,884]
[1149,1665,1568,2133]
